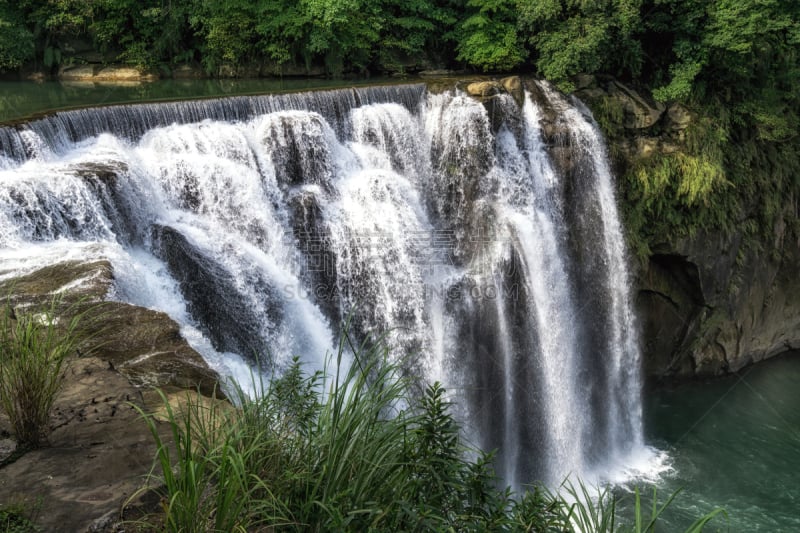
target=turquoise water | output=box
[638,353,800,531]
[0,77,407,123]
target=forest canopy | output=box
[1,1,796,106]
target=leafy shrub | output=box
[0,501,41,533]
[137,334,726,532]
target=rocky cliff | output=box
[572,76,800,381]
[636,227,800,379]
[0,260,221,395]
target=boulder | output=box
[95,66,156,81]
[0,260,113,306]
[465,81,504,98]
[617,136,662,160]
[500,76,524,106]
[606,81,665,129]
[666,103,693,131]
[574,87,607,103]
[143,386,232,424]
[58,65,157,83]
[572,73,597,90]
[68,160,128,184]
[92,302,221,397]
[59,65,96,81]
[0,260,221,396]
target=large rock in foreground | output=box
[0,259,226,531]
[0,259,221,397]
[0,356,166,531]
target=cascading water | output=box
[0,81,654,488]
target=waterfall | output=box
[0,82,650,487]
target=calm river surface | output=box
[639,353,800,531]
[0,77,408,123]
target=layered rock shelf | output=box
[0,260,224,531]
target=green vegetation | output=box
[517,0,642,93]
[0,2,34,71]
[0,0,463,76]
[0,501,41,533]
[0,297,93,449]
[631,0,796,255]
[618,115,732,258]
[134,335,723,531]
[456,0,526,72]
[618,102,799,259]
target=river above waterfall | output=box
[0,78,413,123]
[640,352,800,530]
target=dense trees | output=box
[0,0,464,75]
[0,1,34,70]
[517,0,642,91]
[600,0,800,256]
[455,0,525,71]
[1,0,796,105]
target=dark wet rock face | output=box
[258,112,335,193]
[636,229,800,381]
[287,190,340,325]
[568,76,800,380]
[150,224,278,362]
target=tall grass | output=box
[137,333,726,532]
[136,388,258,532]
[546,480,727,533]
[0,500,41,533]
[546,480,618,533]
[0,297,94,449]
